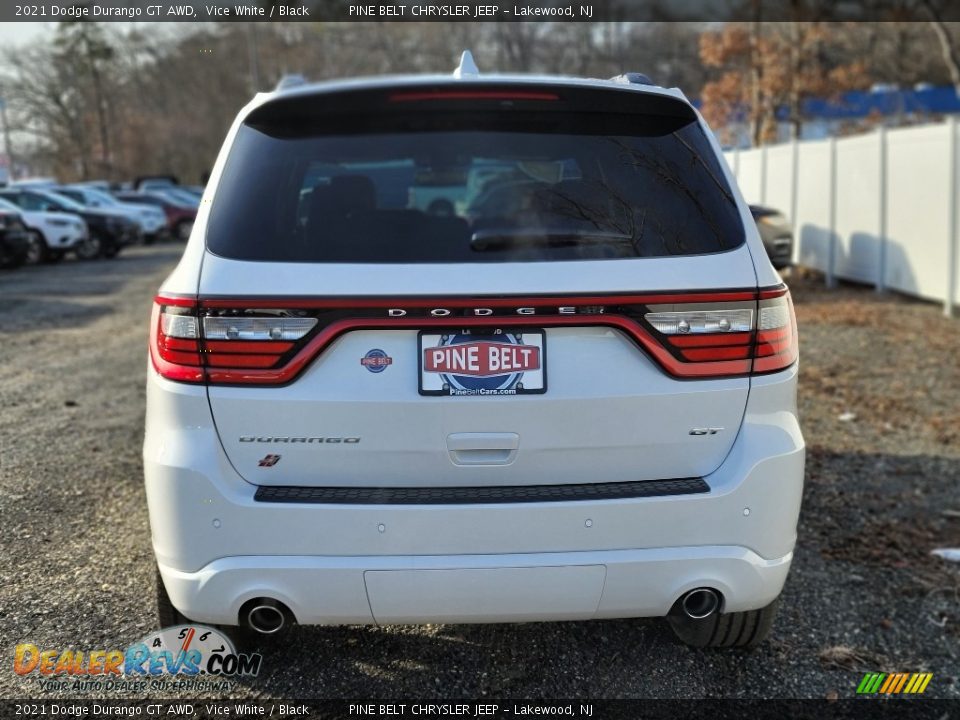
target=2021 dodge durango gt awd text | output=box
[145,67,804,649]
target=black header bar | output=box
[3,0,959,23]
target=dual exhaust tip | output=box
[242,598,291,635]
[679,587,720,620]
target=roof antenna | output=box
[454,50,480,78]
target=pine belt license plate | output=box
[418,329,547,396]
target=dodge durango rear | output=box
[145,57,804,647]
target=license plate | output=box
[418,329,547,396]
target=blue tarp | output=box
[793,85,960,119]
[692,85,960,121]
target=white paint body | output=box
[145,74,804,626]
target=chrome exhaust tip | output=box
[681,588,720,620]
[244,600,287,634]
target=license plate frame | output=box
[418,329,547,397]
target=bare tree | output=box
[4,20,958,180]
[700,22,870,146]
[55,22,116,176]
[921,0,960,96]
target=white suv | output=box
[145,62,804,648]
[0,197,87,264]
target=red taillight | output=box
[150,287,798,386]
[149,295,317,384]
[752,289,799,374]
[645,286,798,377]
[150,296,204,383]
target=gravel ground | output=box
[0,248,958,700]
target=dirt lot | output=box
[1,247,958,700]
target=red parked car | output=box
[113,191,197,241]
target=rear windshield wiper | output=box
[470,228,634,251]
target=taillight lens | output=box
[752,289,799,373]
[149,295,318,383]
[645,308,754,336]
[201,314,316,371]
[150,296,204,383]
[644,286,798,377]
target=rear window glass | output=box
[207,96,744,263]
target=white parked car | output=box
[9,177,58,189]
[146,57,804,648]
[57,185,168,241]
[0,196,87,264]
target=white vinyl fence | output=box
[724,119,960,316]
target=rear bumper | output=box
[158,546,792,626]
[45,230,85,249]
[145,365,804,626]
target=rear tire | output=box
[668,596,780,649]
[75,234,103,260]
[24,231,49,265]
[174,220,193,242]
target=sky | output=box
[0,22,51,46]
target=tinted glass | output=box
[207,105,744,263]
[41,192,86,212]
[2,191,55,212]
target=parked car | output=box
[750,205,793,270]
[0,196,87,264]
[146,61,802,649]
[0,206,30,269]
[113,191,197,241]
[150,186,201,209]
[9,177,58,189]
[56,185,168,243]
[0,188,137,259]
[134,175,179,191]
[72,180,119,193]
